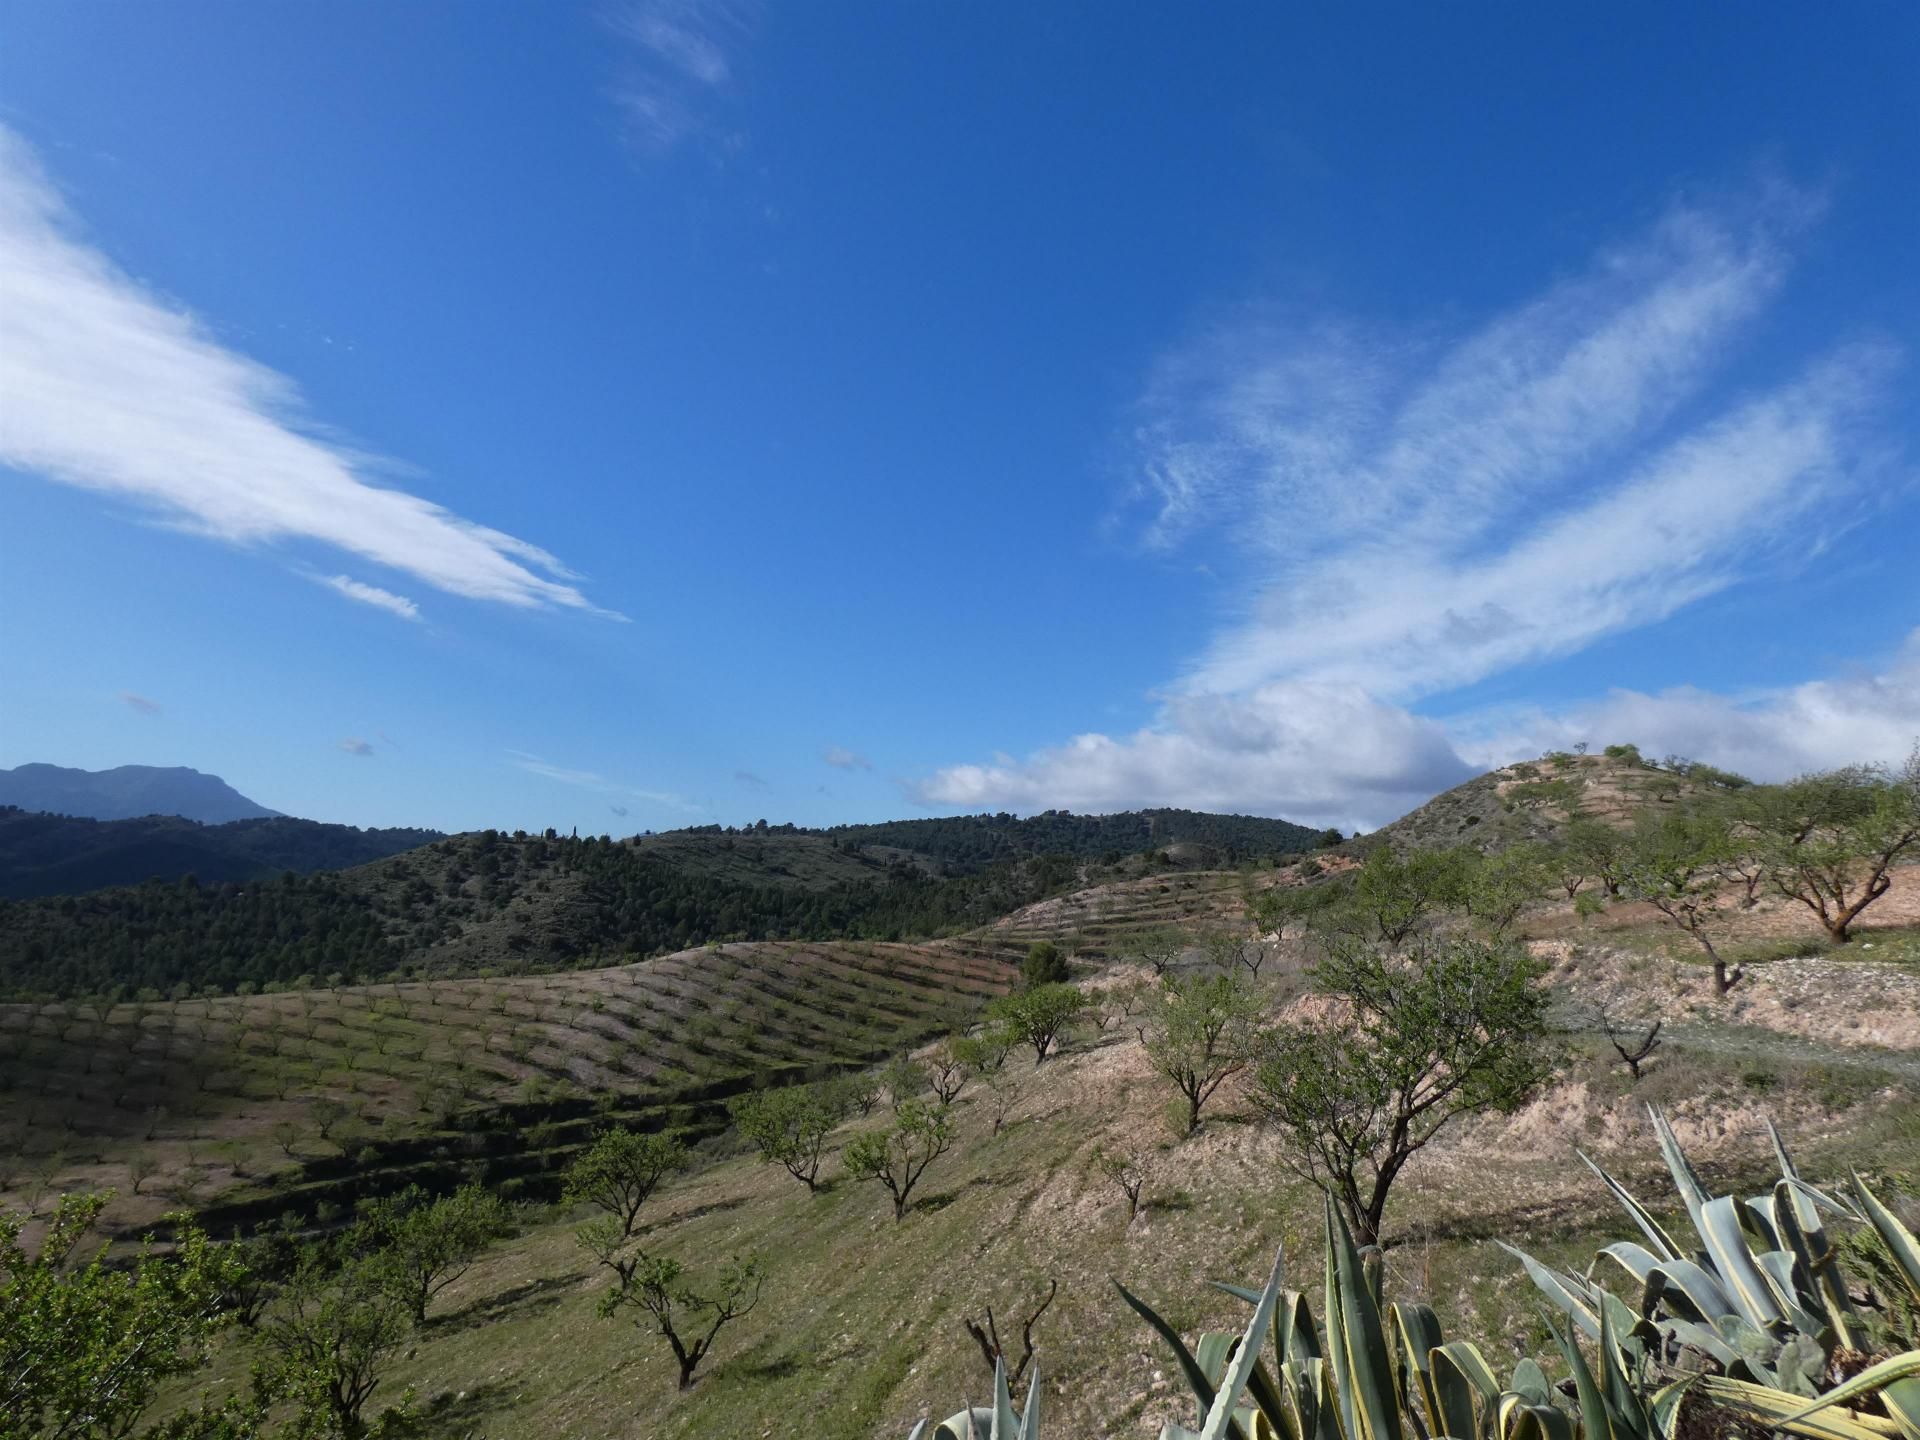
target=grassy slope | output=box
[157,876,1920,1440]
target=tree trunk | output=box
[677,1358,698,1390]
[893,1193,908,1222]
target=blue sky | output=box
[2,2,1916,835]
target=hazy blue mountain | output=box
[0,763,281,823]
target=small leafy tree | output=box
[563,1126,687,1238]
[1139,972,1264,1136]
[1348,845,1474,944]
[844,1099,955,1221]
[1459,842,1550,937]
[1021,940,1070,988]
[950,1028,1010,1076]
[1619,810,1743,994]
[1204,927,1273,980]
[1756,750,1920,943]
[1250,936,1553,1246]
[258,1250,415,1440]
[1,1193,246,1440]
[591,1248,763,1391]
[1563,817,1626,897]
[923,1038,972,1106]
[880,1055,926,1110]
[1116,926,1185,976]
[985,984,1086,1066]
[356,1182,512,1324]
[1091,1147,1147,1222]
[728,1083,843,1191]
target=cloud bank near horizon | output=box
[0,126,604,620]
[920,191,1910,827]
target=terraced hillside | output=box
[0,939,1012,1237]
[1357,748,1745,853]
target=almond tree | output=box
[1140,972,1264,1136]
[1757,749,1920,943]
[844,1099,954,1221]
[1250,936,1552,1247]
[728,1083,843,1191]
[585,1246,763,1391]
[563,1126,687,1238]
[1618,810,1744,995]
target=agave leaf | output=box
[1018,1363,1042,1440]
[1549,1313,1612,1440]
[1699,1193,1787,1328]
[1197,1247,1287,1440]
[1324,1198,1401,1440]
[1499,1397,1577,1440]
[991,1358,1018,1440]
[1853,1173,1920,1306]
[1648,1106,1712,1239]
[1692,1375,1905,1440]
[1577,1149,1683,1263]
[1599,1241,1662,1286]
[1116,1278,1249,1440]
[1501,1242,1604,1340]
[1429,1339,1500,1439]
[1777,1352,1920,1427]
[1658,1317,1740,1369]
[1772,1178,1862,1350]
[907,1422,929,1440]
[1640,1255,1738,1323]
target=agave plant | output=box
[1116,1195,1692,1440]
[1505,1106,1920,1439]
[905,1357,1041,1440]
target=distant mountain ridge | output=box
[0,763,280,823]
[0,808,445,900]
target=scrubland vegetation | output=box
[6,748,1920,1439]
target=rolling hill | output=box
[0,809,1327,1000]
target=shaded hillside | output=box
[0,808,442,899]
[0,829,1088,999]
[0,762,279,822]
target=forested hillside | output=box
[0,829,1090,999]
[0,808,443,899]
[796,807,1324,869]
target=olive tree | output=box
[1250,936,1554,1247]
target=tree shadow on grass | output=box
[436,1270,582,1337]
[632,1192,748,1238]
[416,1378,522,1436]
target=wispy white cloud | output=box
[320,574,421,621]
[507,750,699,812]
[118,691,162,716]
[822,746,871,772]
[926,189,1908,824]
[607,0,750,151]
[338,737,375,757]
[1119,190,1893,703]
[0,126,606,617]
